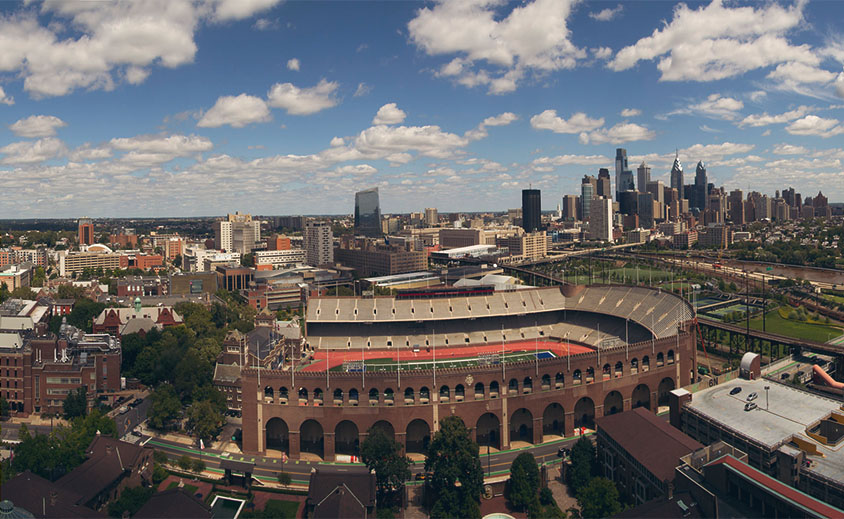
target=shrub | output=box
[177,454,192,471]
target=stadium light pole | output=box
[535,320,539,376]
[433,328,436,393]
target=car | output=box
[130,431,142,437]
[746,392,758,401]
[745,402,757,411]
[414,473,429,481]
[557,447,570,458]
[781,372,791,380]
[729,387,742,395]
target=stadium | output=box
[240,284,697,460]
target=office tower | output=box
[729,189,745,225]
[646,180,665,206]
[424,207,438,226]
[562,195,578,220]
[782,187,795,207]
[78,218,94,246]
[694,161,707,211]
[355,187,382,237]
[304,220,334,266]
[670,153,684,200]
[597,168,612,199]
[637,192,655,229]
[636,161,651,192]
[615,148,628,198]
[214,212,261,254]
[521,188,542,232]
[589,197,614,243]
[581,178,596,221]
[618,190,638,216]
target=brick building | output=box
[92,300,183,337]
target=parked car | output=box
[781,372,791,380]
[745,402,758,411]
[730,387,742,395]
[746,392,758,401]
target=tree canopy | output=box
[62,386,88,419]
[425,416,483,519]
[568,436,596,495]
[360,426,411,507]
[577,477,621,519]
[507,452,540,512]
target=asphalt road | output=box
[115,398,151,437]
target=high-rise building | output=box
[521,188,542,232]
[214,212,261,254]
[694,161,708,211]
[646,180,665,206]
[729,189,745,225]
[589,197,614,243]
[637,193,655,229]
[304,221,334,266]
[355,187,382,237]
[78,217,94,246]
[615,148,628,198]
[562,195,578,220]
[581,178,596,221]
[597,168,612,199]
[670,153,684,200]
[636,162,651,192]
[424,207,439,226]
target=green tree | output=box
[173,254,182,268]
[277,472,292,486]
[153,464,168,484]
[32,266,46,287]
[148,384,181,430]
[107,486,154,518]
[567,436,596,494]
[507,452,540,512]
[191,457,206,474]
[425,416,483,519]
[153,450,169,464]
[186,399,223,443]
[177,454,193,471]
[0,396,9,417]
[67,298,106,332]
[361,426,411,507]
[241,253,255,267]
[577,477,621,519]
[62,386,88,419]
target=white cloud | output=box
[785,115,844,137]
[531,154,609,171]
[738,106,809,127]
[589,5,623,22]
[0,86,12,106]
[579,123,656,145]
[210,0,282,22]
[372,103,407,125]
[197,94,271,128]
[836,72,844,99]
[748,90,767,103]
[680,142,754,158]
[354,82,372,97]
[530,110,604,133]
[593,47,612,60]
[69,144,112,162]
[330,137,345,147]
[267,79,339,115]
[286,58,300,71]
[408,0,585,94]
[609,0,816,82]
[689,94,744,120]
[620,108,641,117]
[466,112,519,140]
[767,62,836,85]
[124,66,151,85]
[772,143,809,155]
[351,124,469,160]
[0,138,67,165]
[109,134,213,165]
[699,125,722,133]
[9,115,67,138]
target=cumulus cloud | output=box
[197,94,271,128]
[109,134,213,165]
[354,82,372,97]
[620,108,641,117]
[738,106,809,127]
[589,5,623,22]
[0,138,67,165]
[772,143,809,155]
[689,94,744,120]
[680,142,755,157]
[748,90,767,103]
[69,144,112,162]
[372,103,407,125]
[579,123,656,145]
[0,86,13,106]
[286,58,300,71]
[530,110,604,133]
[210,0,282,22]
[267,79,339,115]
[408,0,585,94]
[466,112,519,140]
[531,154,609,171]
[9,115,67,138]
[785,115,844,137]
[608,0,817,84]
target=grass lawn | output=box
[261,499,299,519]
[166,482,199,495]
[822,293,844,305]
[749,309,843,343]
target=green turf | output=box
[261,499,299,519]
[749,308,844,343]
[329,350,554,372]
[821,293,844,305]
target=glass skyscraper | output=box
[354,187,382,237]
[522,188,541,232]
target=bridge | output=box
[697,317,843,357]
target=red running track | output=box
[301,340,593,372]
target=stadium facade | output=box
[241,284,697,459]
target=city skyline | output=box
[1,0,844,218]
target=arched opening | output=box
[508,378,519,395]
[604,391,623,416]
[490,381,500,398]
[543,403,565,438]
[279,386,289,404]
[523,377,533,394]
[313,388,323,406]
[298,387,308,405]
[658,377,676,407]
[371,420,395,442]
[602,363,611,380]
[657,352,664,367]
[474,382,485,399]
[510,408,534,444]
[574,397,595,431]
[266,417,289,454]
[632,383,650,410]
[668,350,675,364]
[631,358,639,374]
[349,388,359,405]
[573,369,582,385]
[614,361,623,378]
[439,385,450,403]
[420,386,430,403]
[264,386,274,403]
[333,388,343,405]
[406,419,431,454]
[642,356,650,372]
[384,388,395,405]
[585,367,595,383]
[404,387,414,404]
[369,388,379,405]
[335,420,359,456]
[555,372,565,388]
[300,419,324,458]
[476,413,501,450]
[541,374,551,390]
[455,384,465,401]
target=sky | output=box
[1,0,844,218]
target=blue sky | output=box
[1,0,843,218]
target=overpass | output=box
[697,317,843,357]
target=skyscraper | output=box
[589,197,614,243]
[214,212,261,254]
[304,220,334,266]
[694,161,707,211]
[597,168,612,199]
[670,153,684,200]
[424,207,438,226]
[355,187,382,237]
[615,148,628,198]
[562,195,578,220]
[636,161,651,192]
[77,217,94,246]
[521,188,542,232]
[581,178,595,221]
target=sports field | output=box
[749,308,844,344]
[302,340,593,372]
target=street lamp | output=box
[765,385,770,410]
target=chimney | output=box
[49,490,58,506]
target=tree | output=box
[148,384,181,430]
[177,454,193,471]
[107,486,154,518]
[360,426,411,507]
[577,477,621,519]
[153,449,169,464]
[153,464,168,484]
[191,457,206,474]
[567,436,596,494]
[173,254,182,268]
[186,399,223,443]
[277,472,292,486]
[241,253,255,267]
[62,386,88,419]
[507,452,540,512]
[67,298,106,332]
[0,396,9,417]
[425,416,483,519]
